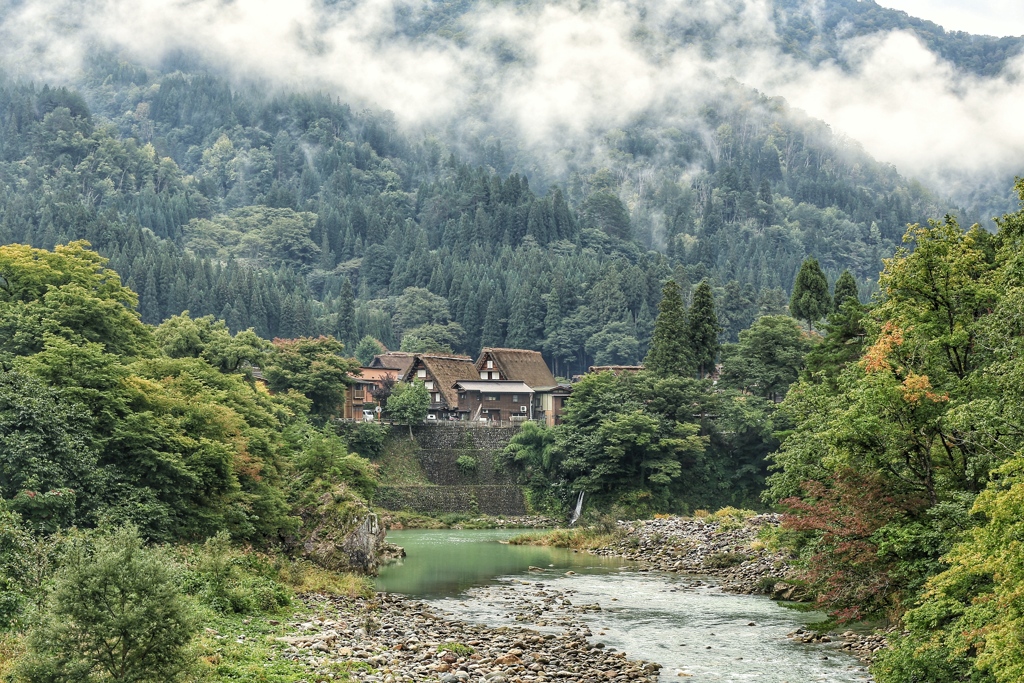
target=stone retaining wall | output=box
[375,485,527,516]
[403,425,520,486]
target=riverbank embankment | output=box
[275,592,662,682]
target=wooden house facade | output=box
[453,380,534,423]
[474,348,570,426]
[343,366,400,421]
[406,354,477,420]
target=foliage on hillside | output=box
[0,242,381,624]
[0,44,948,375]
[766,181,1024,682]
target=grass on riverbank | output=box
[379,510,554,529]
[507,525,626,549]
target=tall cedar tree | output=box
[790,257,832,331]
[687,280,722,379]
[644,280,693,377]
[832,270,859,311]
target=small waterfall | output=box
[569,491,584,526]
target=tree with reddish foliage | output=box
[781,469,926,622]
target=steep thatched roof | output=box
[477,348,557,389]
[415,354,477,408]
[371,352,415,381]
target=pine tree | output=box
[336,278,355,348]
[481,294,506,348]
[687,280,722,379]
[644,280,693,377]
[832,270,859,311]
[790,256,832,331]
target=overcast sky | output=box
[878,1,1024,37]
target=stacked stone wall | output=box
[375,485,527,516]
[377,424,524,514]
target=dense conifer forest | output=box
[0,48,952,373]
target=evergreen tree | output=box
[354,335,384,366]
[687,280,722,379]
[832,269,859,310]
[481,293,506,348]
[15,527,198,683]
[644,280,693,377]
[790,256,832,331]
[336,278,355,348]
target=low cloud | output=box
[1,0,1022,209]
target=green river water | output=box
[376,529,873,683]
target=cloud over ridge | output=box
[1,0,1022,207]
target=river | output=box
[376,528,873,682]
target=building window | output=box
[512,394,519,402]
[425,381,434,390]
[433,393,441,402]
[417,369,427,378]
[486,360,494,369]
[486,395,499,401]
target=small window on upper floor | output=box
[417,369,427,378]
[486,360,494,369]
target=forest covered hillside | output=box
[0,0,1019,376]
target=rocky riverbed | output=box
[273,591,662,682]
[586,514,885,666]
[589,514,795,595]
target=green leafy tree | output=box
[264,336,359,421]
[585,321,640,366]
[790,256,832,331]
[687,280,721,379]
[0,371,98,531]
[15,526,199,683]
[719,315,811,401]
[501,422,560,507]
[393,287,452,333]
[353,335,385,366]
[398,322,464,354]
[154,312,270,374]
[0,242,153,359]
[387,381,429,438]
[644,280,692,377]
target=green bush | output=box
[180,532,290,615]
[455,454,478,475]
[705,551,751,568]
[345,422,390,459]
[14,526,198,682]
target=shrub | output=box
[180,532,290,615]
[438,642,474,657]
[455,454,478,475]
[705,551,751,568]
[14,526,198,682]
[346,422,390,459]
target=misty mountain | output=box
[0,0,1020,372]
[773,0,1024,77]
